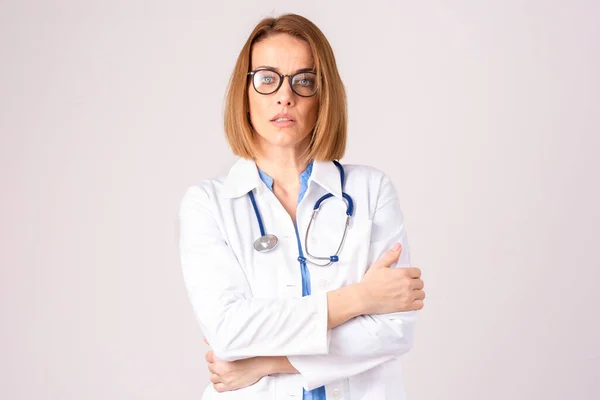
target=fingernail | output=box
[391,243,401,252]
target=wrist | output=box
[261,356,298,375]
[352,282,370,315]
[259,356,277,376]
[326,283,368,329]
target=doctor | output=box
[179,13,425,400]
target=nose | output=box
[276,78,295,106]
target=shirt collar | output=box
[221,157,343,200]
[257,161,313,191]
[256,167,274,191]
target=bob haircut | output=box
[223,13,347,161]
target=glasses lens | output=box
[292,73,317,96]
[253,70,280,94]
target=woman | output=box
[179,13,425,400]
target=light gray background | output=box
[1,1,599,399]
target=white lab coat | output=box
[179,157,418,400]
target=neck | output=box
[255,155,310,191]
[254,146,311,191]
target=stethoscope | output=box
[247,161,354,267]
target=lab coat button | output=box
[332,388,342,398]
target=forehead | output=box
[251,33,314,71]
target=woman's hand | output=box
[204,337,273,393]
[358,243,426,315]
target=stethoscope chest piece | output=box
[253,234,278,252]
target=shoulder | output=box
[339,162,396,191]
[179,175,228,217]
[338,162,403,217]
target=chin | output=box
[259,129,306,148]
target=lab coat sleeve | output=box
[287,173,419,391]
[179,185,330,362]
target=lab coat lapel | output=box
[221,158,265,199]
[309,160,344,202]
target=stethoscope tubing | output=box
[249,161,353,266]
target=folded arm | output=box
[180,185,369,362]
[286,174,419,390]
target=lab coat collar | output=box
[310,159,344,201]
[221,158,264,199]
[221,157,343,201]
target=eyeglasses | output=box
[247,68,318,97]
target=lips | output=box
[271,113,295,122]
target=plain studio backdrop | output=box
[1,1,599,399]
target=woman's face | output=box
[248,33,319,155]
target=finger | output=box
[205,350,213,363]
[403,266,421,278]
[372,243,402,269]
[413,289,426,301]
[410,278,424,290]
[412,299,424,310]
[204,336,210,345]
[209,373,220,384]
[213,382,227,393]
[207,362,215,374]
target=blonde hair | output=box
[223,13,347,161]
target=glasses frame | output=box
[247,68,318,98]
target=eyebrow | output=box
[254,65,316,74]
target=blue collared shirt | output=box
[257,161,326,400]
[257,161,314,205]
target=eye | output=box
[254,70,279,87]
[293,73,316,87]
